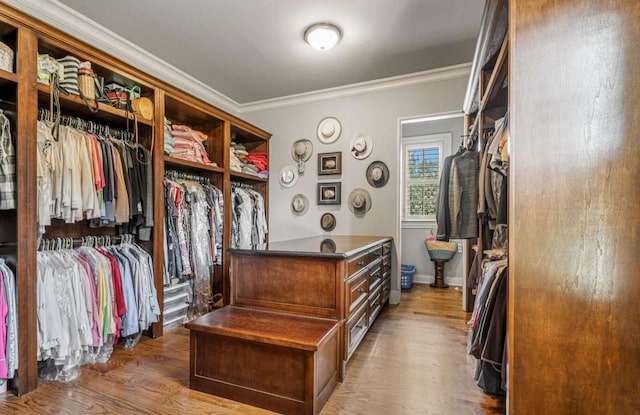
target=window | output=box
[402,133,451,222]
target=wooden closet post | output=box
[221,120,232,305]
[14,26,38,395]
[150,88,166,338]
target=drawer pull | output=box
[355,324,365,330]
[358,288,366,293]
[357,260,365,266]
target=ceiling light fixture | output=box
[304,23,342,51]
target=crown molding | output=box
[239,63,471,113]
[4,0,242,114]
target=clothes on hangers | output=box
[467,258,508,396]
[0,111,16,210]
[36,119,153,239]
[164,175,223,317]
[36,241,159,382]
[0,259,17,380]
[231,186,267,250]
[435,144,480,240]
[468,259,507,394]
[478,115,509,231]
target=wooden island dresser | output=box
[186,235,393,415]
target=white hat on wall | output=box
[350,134,372,160]
[279,165,299,188]
[291,139,313,173]
[316,117,342,144]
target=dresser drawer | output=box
[382,253,391,272]
[369,263,383,292]
[369,284,383,322]
[346,268,369,314]
[382,274,390,304]
[382,241,392,256]
[347,251,370,276]
[347,246,383,277]
[346,302,368,359]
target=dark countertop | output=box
[228,235,392,258]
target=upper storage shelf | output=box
[36,83,153,127]
[164,93,226,170]
[36,36,156,129]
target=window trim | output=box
[401,132,452,223]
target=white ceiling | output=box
[58,0,483,104]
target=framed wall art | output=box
[318,152,342,175]
[317,182,341,205]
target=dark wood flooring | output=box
[0,284,505,414]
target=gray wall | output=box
[401,116,466,286]
[243,70,468,302]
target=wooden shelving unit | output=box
[0,1,270,396]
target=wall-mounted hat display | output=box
[320,213,336,231]
[291,194,309,216]
[316,116,342,144]
[278,165,299,188]
[366,161,389,188]
[291,139,313,174]
[348,188,372,217]
[350,134,372,159]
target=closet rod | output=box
[0,234,135,249]
[38,108,136,141]
[231,181,254,189]
[165,169,211,184]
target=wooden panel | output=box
[193,333,307,400]
[510,0,640,413]
[231,254,340,318]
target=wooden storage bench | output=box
[186,306,341,415]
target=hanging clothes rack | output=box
[231,181,254,189]
[37,108,136,141]
[0,234,135,249]
[165,169,211,184]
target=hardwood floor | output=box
[0,284,505,414]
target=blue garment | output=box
[111,251,138,337]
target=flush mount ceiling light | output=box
[304,23,342,51]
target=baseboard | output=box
[413,274,463,287]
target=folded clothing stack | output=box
[245,152,268,178]
[164,118,174,155]
[170,124,215,165]
[230,142,268,178]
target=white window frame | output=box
[401,132,452,225]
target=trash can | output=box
[401,264,415,290]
